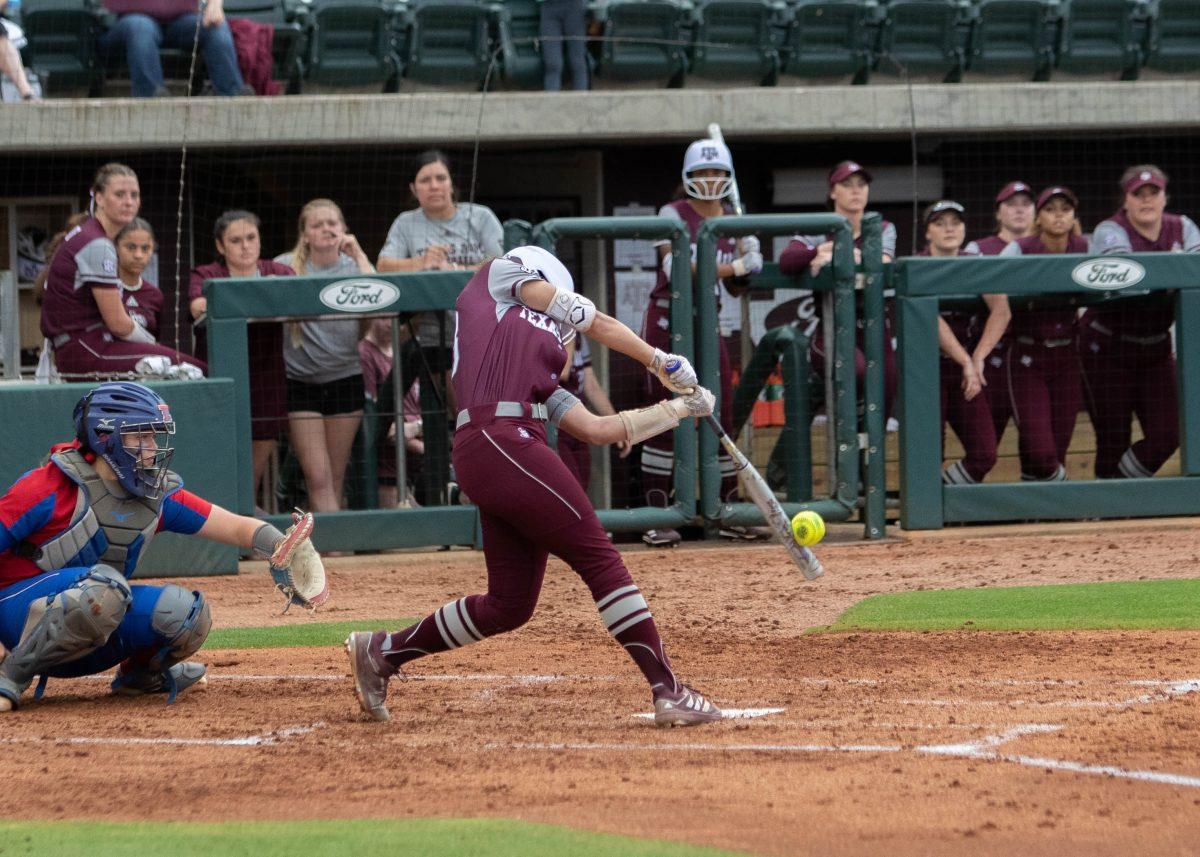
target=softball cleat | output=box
[346,631,397,723]
[653,684,722,727]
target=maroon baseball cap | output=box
[1123,167,1167,194]
[828,160,872,187]
[1036,186,1078,211]
[995,181,1033,206]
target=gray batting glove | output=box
[649,349,698,395]
[682,386,715,417]
[731,251,763,277]
[738,235,761,256]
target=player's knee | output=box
[151,586,211,664]
[481,595,537,635]
[65,564,132,643]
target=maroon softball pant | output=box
[53,329,206,379]
[1006,339,1081,480]
[808,321,898,421]
[940,358,998,483]
[1079,331,1178,479]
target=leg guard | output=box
[0,565,131,708]
[110,585,211,704]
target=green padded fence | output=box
[0,380,240,576]
[894,252,1200,528]
[533,216,698,532]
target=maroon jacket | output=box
[1002,234,1088,342]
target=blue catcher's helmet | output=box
[73,382,176,499]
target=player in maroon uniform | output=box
[1081,165,1200,479]
[918,201,1007,484]
[41,163,204,380]
[346,246,722,727]
[779,161,898,422]
[966,181,1034,445]
[639,138,763,547]
[999,187,1088,481]
[115,218,165,341]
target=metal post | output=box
[391,315,408,506]
[859,213,887,539]
[0,270,19,380]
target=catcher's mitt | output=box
[269,509,329,614]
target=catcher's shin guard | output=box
[110,585,211,704]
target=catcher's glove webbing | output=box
[269,509,329,613]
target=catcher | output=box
[0,381,327,712]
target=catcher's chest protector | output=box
[23,449,180,575]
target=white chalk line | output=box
[0,722,325,748]
[632,707,786,721]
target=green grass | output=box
[0,819,754,857]
[821,578,1200,632]
[203,618,415,650]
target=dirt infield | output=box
[4,524,1200,855]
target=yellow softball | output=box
[790,511,825,547]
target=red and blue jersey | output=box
[0,441,212,587]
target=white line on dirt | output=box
[631,708,786,721]
[489,741,906,754]
[0,722,325,748]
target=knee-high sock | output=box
[380,596,485,668]
[595,584,679,696]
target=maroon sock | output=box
[379,596,484,668]
[595,585,679,696]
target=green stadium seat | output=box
[1143,0,1200,72]
[966,0,1056,80]
[304,0,402,91]
[594,0,690,88]
[222,0,308,93]
[689,0,783,86]
[403,0,495,88]
[781,0,875,84]
[877,0,968,82]
[19,0,105,95]
[1056,0,1145,79]
[495,0,544,88]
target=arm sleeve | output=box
[1182,216,1200,253]
[75,237,121,290]
[0,470,68,554]
[157,488,214,535]
[488,255,545,307]
[778,235,822,275]
[881,222,898,259]
[379,214,410,260]
[998,241,1023,257]
[187,268,206,302]
[545,387,582,426]
[963,240,980,255]
[1090,221,1133,254]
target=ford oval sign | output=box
[319,278,400,312]
[1071,258,1146,291]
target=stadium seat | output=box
[876,0,968,82]
[966,0,1056,80]
[1143,0,1200,72]
[1055,0,1145,79]
[19,0,105,95]
[222,0,308,93]
[689,0,783,86]
[402,0,495,88]
[304,0,403,91]
[781,0,875,84]
[495,0,544,88]
[593,0,690,88]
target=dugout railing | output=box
[694,213,888,540]
[894,253,1200,529]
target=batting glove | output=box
[680,386,715,418]
[649,349,698,395]
[738,235,761,256]
[731,251,763,277]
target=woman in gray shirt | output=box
[276,198,374,513]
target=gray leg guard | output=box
[111,586,211,704]
[0,565,131,708]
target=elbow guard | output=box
[545,388,581,426]
[543,285,596,333]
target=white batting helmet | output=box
[682,139,734,201]
[504,245,576,294]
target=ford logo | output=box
[318,278,400,312]
[1070,258,1145,291]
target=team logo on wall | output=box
[319,279,400,312]
[1071,258,1146,291]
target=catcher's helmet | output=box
[74,381,176,499]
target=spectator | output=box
[1081,165,1200,479]
[98,0,251,97]
[41,163,204,380]
[0,3,38,101]
[999,186,1088,481]
[779,160,898,420]
[276,198,373,513]
[557,336,629,491]
[190,210,293,509]
[359,318,424,508]
[540,0,588,91]
[917,200,1007,485]
[114,217,166,340]
[965,181,1035,446]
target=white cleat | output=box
[653,684,722,727]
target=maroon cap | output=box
[1036,186,1078,211]
[828,160,872,187]
[1123,167,1167,194]
[995,181,1033,206]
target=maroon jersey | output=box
[40,216,122,339]
[1084,209,1200,337]
[561,335,591,398]
[651,199,737,302]
[121,280,164,338]
[452,255,569,409]
[1001,234,1089,341]
[188,258,294,302]
[964,234,1010,256]
[778,220,897,274]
